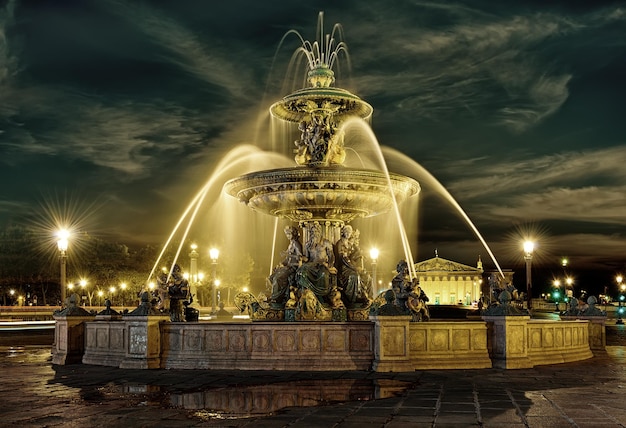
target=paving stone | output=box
[1,344,626,427]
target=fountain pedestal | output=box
[483,316,533,369]
[52,314,95,365]
[369,315,414,372]
[119,315,169,369]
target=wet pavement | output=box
[0,325,624,427]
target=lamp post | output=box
[189,244,199,283]
[215,279,221,307]
[565,276,574,300]
[210,248,219,314]
[79,279,87,306]
[369,248,379,298]
[108,286,116,308]
[189,244,199,302]
[523,241,534,310]
[553,279,561,312]
[120,282,127,307]
[56,229,70,305]
[617,275,624,325]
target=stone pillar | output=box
[369,315,414,372]
[483,315,533,369]
[52,314,95,365]
[119,315,169,369]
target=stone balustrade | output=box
[63,314,600,371]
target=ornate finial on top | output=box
[434,248,438,258]
[269,12,372,168]
[477,255,483,270]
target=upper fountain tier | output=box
[225,166,419,223]
[270,65,373,124]
[224,21,419,223]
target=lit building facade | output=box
[413,254,484,305]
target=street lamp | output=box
[56,229,70,305]
[189,244,199,283]
[210,248,219,314]
[79,279,87,306]
[565,276,574,300]
[617,275,624,325]
[523,241,534,310]
[109,286,116,306]
[369,248,379,298]
[120,282,127,306]
[553,279,561,312]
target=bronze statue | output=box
[269,226,304,309]
[335,225,369,307]
[295,222,336,305]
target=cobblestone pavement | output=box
[0,325,624,428]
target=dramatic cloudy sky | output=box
[1,0,625,292]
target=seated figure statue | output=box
[391,259,411,309]
[269,226,304,309]
[335,225,369,307]
[167,264,189,322]
[390,260,430,321]
[155,270,170,311]
[295,222,336,304]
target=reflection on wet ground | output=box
[88,378,414,419]
[1,326,626,426]
[0,345,52,364]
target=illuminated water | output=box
[147,11,504,299]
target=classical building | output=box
[413,253,484,305]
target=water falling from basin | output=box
[148,11,501,323]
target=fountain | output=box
[55,13,600,372]
[223,32,419,321]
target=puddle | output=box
[0,345,51,362]
[102,378,414,419]
[3,346,26,357]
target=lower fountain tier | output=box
[224,167,420,222]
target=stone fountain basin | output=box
[224,167,420,222]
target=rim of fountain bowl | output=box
[224,166,420,222]
[269,86,373,123]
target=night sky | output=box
[1,1,625,295]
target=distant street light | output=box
[617,275,624,325]
[120,282,127,306]
[56,229,70,305]
[523,241,534,310]
[189,244,199,283]
[553,279,561,312]
[109,286,116,305]
[79,279,87,306]
[210,248,220,314]
[369,248,379,298]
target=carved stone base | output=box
[251,307,285,321]
[483,316,533,369]
[348,307,370,321]
[369,315,414,372]
[52,315,95,365]
[119,315,169,369]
